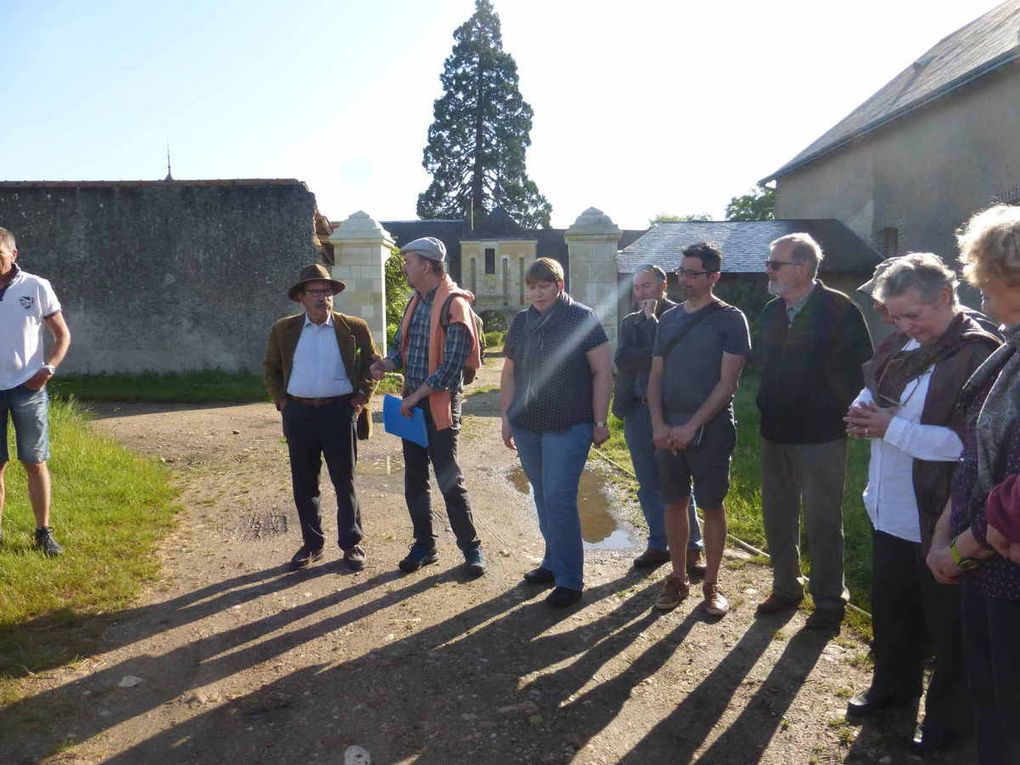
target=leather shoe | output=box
[523,566,555,584]
[846,688,913,718]
[633,547,670,569]
[686,548,707,579]
[755,592,803,616]
[910,726,958,758]
[289,544,324,571]
[805,608,844,632]
[546,586,582,608]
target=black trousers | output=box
[283,398,363,551]
[869,529,972,738]
[961,578,1020,765]
[402,397,479,551]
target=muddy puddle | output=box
[507,466,636,550]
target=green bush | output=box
[478,310,508,332]
[483,330,506,348]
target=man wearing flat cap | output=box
[265,263,379,572]
[370,236,486,577]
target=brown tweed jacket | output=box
[263,311,379,438]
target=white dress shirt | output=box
[286,313,354,398]
[853,338,963,543]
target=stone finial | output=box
[566,207,621,237]
[329,210,394,245]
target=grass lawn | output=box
[0,397,179,699]
[50,369,268,403]
[598,372,873,618]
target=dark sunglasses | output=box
[765,260,800,271]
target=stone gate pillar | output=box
[329,211,394,354]
[565,207,623,345]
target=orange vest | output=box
[399,275,481,430]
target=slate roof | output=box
[618,220,882,275]
[379,219,467,265]
[462,207,528,240]
[763,0,1020,182]
[371,216,645,285]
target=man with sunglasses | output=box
[755,233,873,631]
[264,264,378,572]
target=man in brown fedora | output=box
[264,263,379,572]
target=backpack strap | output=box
[439,292,472,331]
[660,300,727,360]
[439,293,457,330]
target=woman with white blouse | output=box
[843,253,1000,757]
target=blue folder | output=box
[382,394,429,448]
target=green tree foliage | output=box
[417,0,552,229]
[385,248,411,341]
[649,213,712,224]
[725,185,776,221]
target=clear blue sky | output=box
[0,0,1001,229]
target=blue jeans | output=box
[0,383,51,463]
[623,403,702,551]
[512,422,592,591]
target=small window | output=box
[484,247,496,275]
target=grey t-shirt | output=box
[653,301,751,425]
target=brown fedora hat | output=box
[288,263,346,301]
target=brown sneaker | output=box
[702,583,729,616]
[654,574,690,611]
[634,547,671,569]
[755,592,803,616]
[686,548,707,579]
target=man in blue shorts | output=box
[0,227,71,555]
[647,242,750,616]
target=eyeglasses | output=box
[303,288,334,297]
[676,268,717,278]
[765,260,800,271]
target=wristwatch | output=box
[42,363,56,375]
[949,537,981,572]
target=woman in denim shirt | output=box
[500,258,612,608]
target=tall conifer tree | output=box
[417,0,551,229]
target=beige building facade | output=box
[767,1,1020,307]
[774,63,1020,265]
[461,238,537,313]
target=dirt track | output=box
[5,361,956,764]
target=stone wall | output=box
[0,180,320,374]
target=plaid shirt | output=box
[386,286,470,392]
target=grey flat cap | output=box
[400,236,446,262]
[857,255,903,297]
